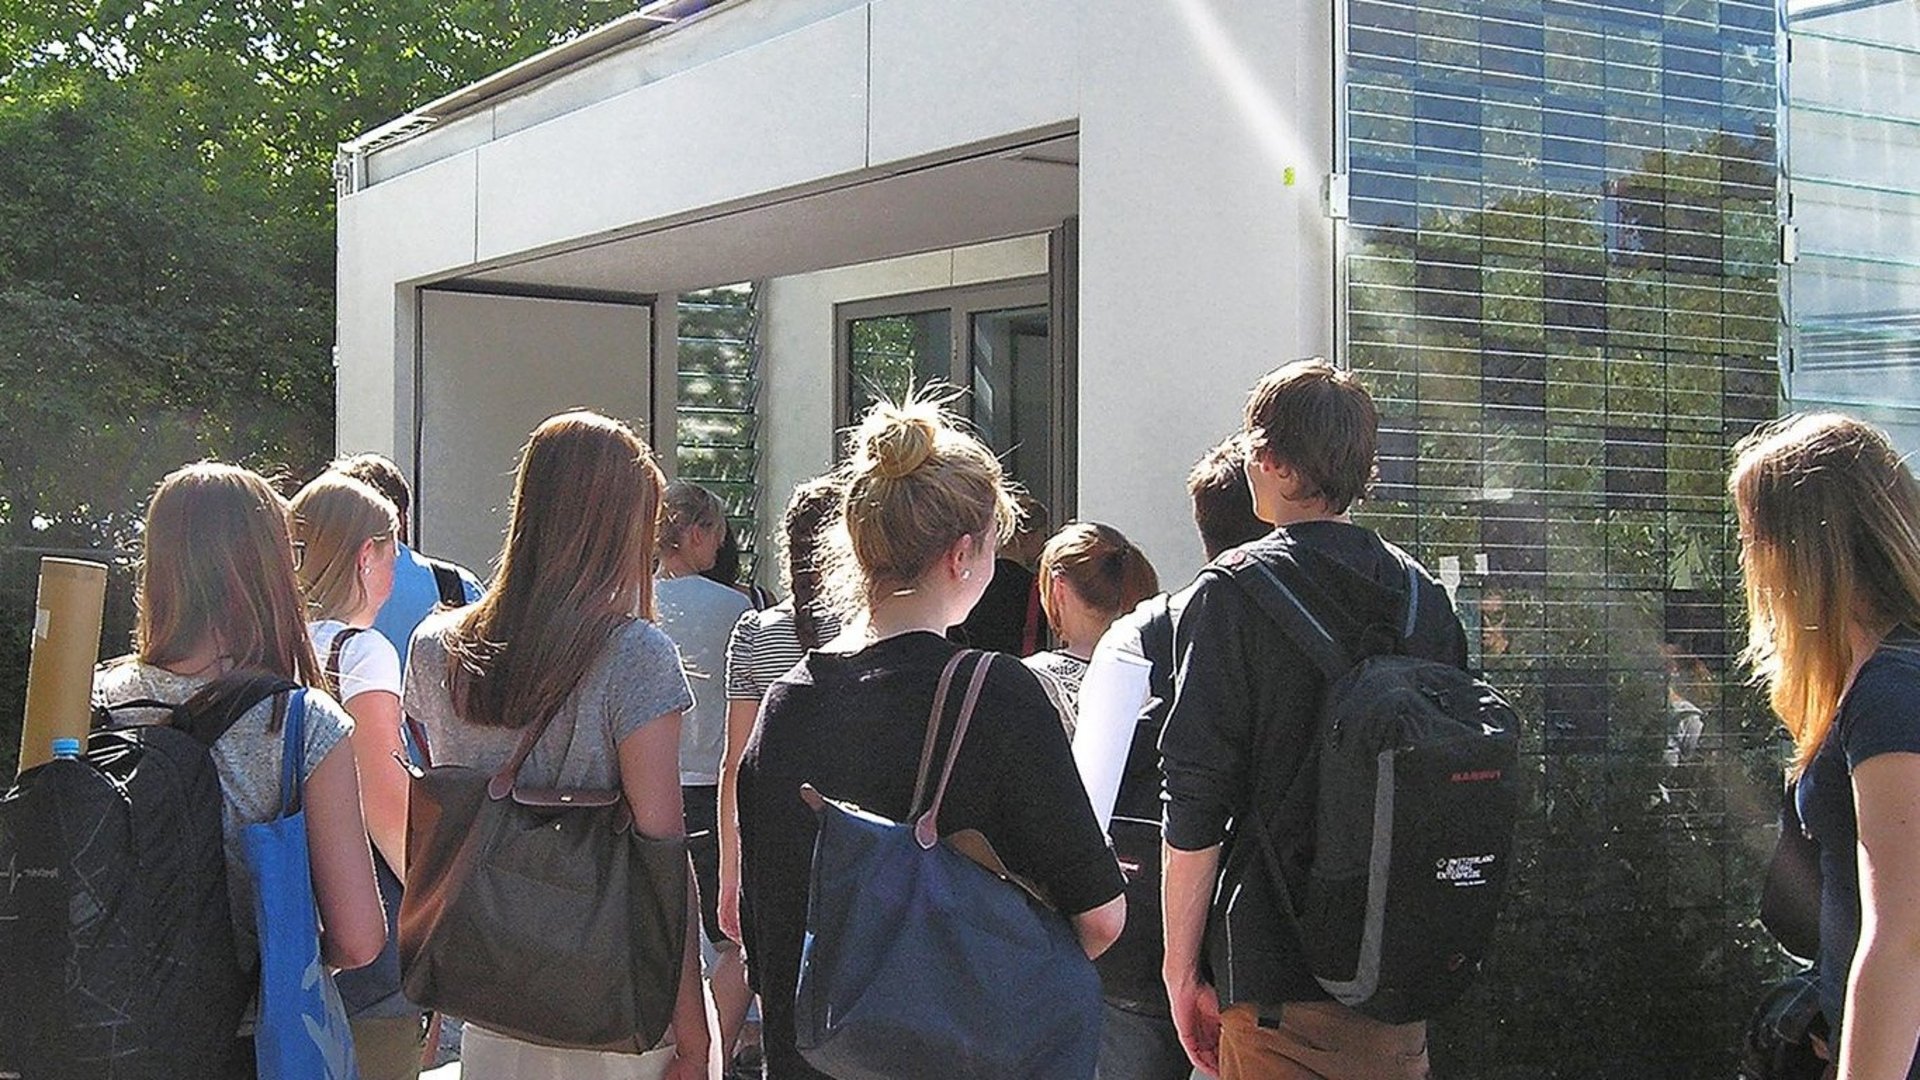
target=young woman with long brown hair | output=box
[1733,413,1920,1079]
[735,391,1127,1080]
[94,463,388,1060]
[401,411,714,1080]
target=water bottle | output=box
[50,737,82,760]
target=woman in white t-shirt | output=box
[289,472,415,1080]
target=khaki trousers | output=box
[348,1015,426,1080]
[1219,1001,1431,1080]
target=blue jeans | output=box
[1097,1003,1193,1080]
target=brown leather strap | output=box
[914,651,994,849]
[909,651,972,818]
[324,626,367,698]
[486,698,570,800]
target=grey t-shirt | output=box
[654,576,750,787]
[91,660,355,969]
[403,612,694,790]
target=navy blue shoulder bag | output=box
[793,649,1103,1079]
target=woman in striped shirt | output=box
[713,477,843,1056]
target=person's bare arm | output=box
[1839,752,1920,1080]
[1072,892,1127,959]
[304,741,387,971]
[1164,842,1224,1078]
[342,689,408,875]
[717,697,759,944]
[619,712,715,1075]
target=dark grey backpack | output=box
[0,671,294,1079]
[1208,546,1520,1023]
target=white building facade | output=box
[338,1,1919,1073]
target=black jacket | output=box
[1160,521,1468,1007]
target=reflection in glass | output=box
[1343,0,1781,1072]
[847,309,952,419]
[970,306,1052,514]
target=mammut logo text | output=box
[1449,769,1502,783]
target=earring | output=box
[360,565,369,578]
[962,568,972,580]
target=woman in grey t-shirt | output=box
[94,462,387,1072]
[401,411,711,1080]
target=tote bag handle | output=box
[909,651,994,850]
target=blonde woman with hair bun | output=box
[288,471,422,1080]
[1733,413,1920,1080]
[736,389,1128,1080]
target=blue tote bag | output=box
[242,688,359,1080]
[793,651,1103,1080]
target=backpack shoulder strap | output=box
[325,627,369,696]
[430,562,468,607]
[1379,541,1425,646]
[179,671,301,747]
[1202,546,1354,682]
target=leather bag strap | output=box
[909,651,972,817]
[324,626,368,698]
[486,698,570,800]
[914,651,994,849]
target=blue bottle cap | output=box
[51,737,82,758]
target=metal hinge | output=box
[1780,222,1799,265]
[1325,173,1350,220]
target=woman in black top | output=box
[737,391,1128,1080]
[1733,413,1920,1079]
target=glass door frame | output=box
[832,274,1071,512]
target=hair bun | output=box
[861,405,939,480]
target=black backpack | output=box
[1208,545,1520,1024]
[0,670,296,1080]
[428,561,469,608]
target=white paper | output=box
[1072,640,1154,833]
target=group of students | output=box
[33,354,1920,1080]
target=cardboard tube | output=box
[19,558,108,772]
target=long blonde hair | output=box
[443,411,665,730]
[136,462,323,687]
[1731,413,1920,773]
[826,387,1018,614]
[290,473,398,622]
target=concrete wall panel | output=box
[336,152,482,458]
[868,0,1081,165]
[416,290,653,573]
[474,9,870,260]
[1076,0,1334,580]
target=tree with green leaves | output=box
[0,0,614,778]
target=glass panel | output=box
[1346,0,1780,1072]
[968,306,1052,511]
[847,309,952,420]
[1786,2,1920,431]
[677,285,761,575]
